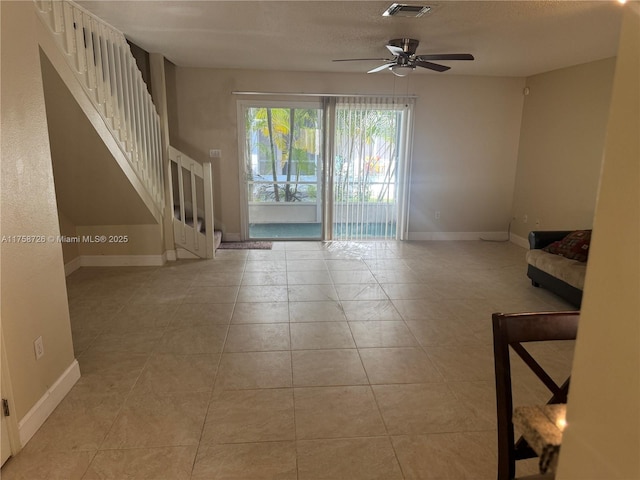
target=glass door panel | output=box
[332,100,407,240]
[243,105,323,239]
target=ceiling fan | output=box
[334,38,474,76]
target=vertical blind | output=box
[331,96,414,241]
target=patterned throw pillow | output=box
[542,230,592,262]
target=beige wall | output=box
[57,211,80,265]
[557,5,639,478]
[169,68,525,238]
[410,75,524,234]
[76,225,165,256]
[510,58,616,239]
[0,2,75,421]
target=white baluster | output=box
[52,1,64,33]
[83,13,97,96]
[125,50,139,164]
[176,154,187,244]
[148,104,157,198]
[203,159,215,258]
[190,163,199,251]
[141,83,152,183]
[72,8,86,77]
[110,32,124,134]
[91,19,105,113]
[118,40,134,155]
[62,2,75,57]
[152,114,162,200]
[99,24,114,121]
[134,73,146,178]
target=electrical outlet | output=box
[522,214,528,223]
[435,211,441,220]
[209,149,222,158]
[34,336,44,360]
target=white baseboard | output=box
[176,248,199,260]
[510,233,529,249]
[18,360,80,447]
[79,254,166,267]
[165,250,177,262]
[408,231,508,241]
[64,257,81,276]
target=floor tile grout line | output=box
[191,253,248,477]
[283,249,302,480]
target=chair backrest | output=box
[492,311,580,480]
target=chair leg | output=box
[497,449,516,480]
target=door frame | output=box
[236,96,414,241]
[1,330,21,465]
[237,99,325,241]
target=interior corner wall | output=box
[510,57,616,240]
[168,68,525,239]
[57,210,80,265]
[0,2,76,422]
[556,5,639,478]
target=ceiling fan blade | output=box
[367,62,396,74]
[386,45,407,57]
[415,60,451,72]
[415,53,475,61]
[333,57,392,62]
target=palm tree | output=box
[266,108,280,201]
[249,107,291,201]
[248,107,320,202]
[334,107,398,204]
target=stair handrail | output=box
[35,0,164,208]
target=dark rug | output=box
[217,241,273,250]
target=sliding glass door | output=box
[240,102,324,240]
[239,97,413,241]
[330,97,413,240]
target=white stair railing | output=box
[169,147,216,259]
[35,0,164,208]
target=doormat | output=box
[217,241,273,250]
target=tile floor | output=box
[1,241,576,479]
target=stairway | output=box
[35,0,219,259]
[35,0,164,224]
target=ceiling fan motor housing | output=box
[389,38,420,55]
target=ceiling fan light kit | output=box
[391,64,414,77]
[334,37,474,75]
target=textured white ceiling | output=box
[78,1,624,77]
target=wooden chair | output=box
[492,311,580,480]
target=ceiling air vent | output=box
[383,3,432,18]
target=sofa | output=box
[526,230,591,308]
